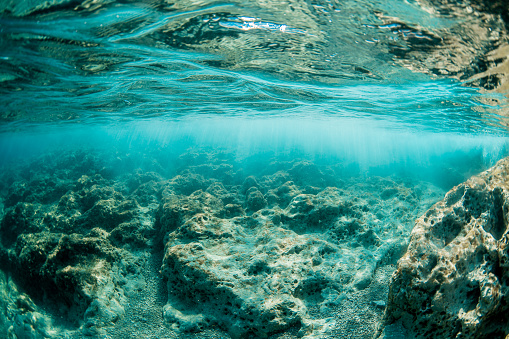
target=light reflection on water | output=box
[0,0,507,136]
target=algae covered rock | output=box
[158,161,444,338]
[0,149,158,337]
[10,231,127,333]
[381,157,509,338]
[246,187,267,212]
[161,212,327,338]
[0,147,448,338]
[0,270,57,339]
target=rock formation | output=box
[156,157,445,338]
[0,148,447,338]
[380,157,509,338]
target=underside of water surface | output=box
[1,0,509,338]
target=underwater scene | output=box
[1,0,509,338]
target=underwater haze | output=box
[0,0,509,338]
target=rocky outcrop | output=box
[0,148,448,338]
[0,151,154,337]
[380,157,509,338]
[157,158,445,338]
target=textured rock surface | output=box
[0,147,448,338]
[0,150,153,337]
[0,269,57,339]
[157,155,445,338]
[381,157,509,338]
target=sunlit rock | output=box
[158,162,444,338]
[380,157,509,338]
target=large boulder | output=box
[380,157,509,338]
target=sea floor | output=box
[0,146,454,338]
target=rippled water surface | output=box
[0,0,508,129]
[0,0,508,171]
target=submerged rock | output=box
[3,230,134,336]
[161,211,336,338]
[0,270,57,339]
[0,148,447,338]
[381,157,509,338]
[0,151,155,337]
[157,158,444,338]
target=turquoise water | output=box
[1,0,508,164]
[0,0,509,338]
[0,0,508,169]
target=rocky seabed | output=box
[2,148,506,338]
